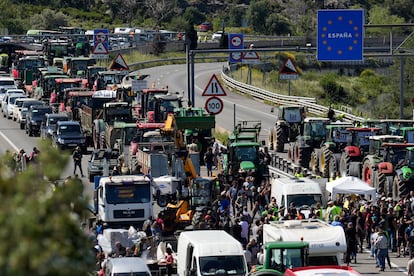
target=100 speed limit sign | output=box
[205,96,223,115]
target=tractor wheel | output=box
[276,125,285,152]
[328,154,340,179]
[392,175,409,200]
[297,146,311,168]
[349,162,361,178]
[157,195,169,208]
[376,172,386,194]
[319,146,331,178]
[287,144,294,163]
[267,128,274,151]
[309,150,319,175]
[99,131,106,149]
[362,160,375,187]
[339,152,351,176]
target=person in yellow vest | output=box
[325,201,334,222]
[343,195,352,212]
[315,202,324,220]
[294,167,304,178]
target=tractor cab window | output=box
[284,108,302,123]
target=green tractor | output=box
[393,147,414,199]
[310,122,353,178]
[362,135,414,196]
[288,117,330,169]
[224,121,265,184]
[251,241,309,276]
[268,106,306,152]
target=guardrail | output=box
[220,69,364,123]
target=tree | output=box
[246,0,271,34]
[144,0,177,29]
[0,141,95,275]
[29,8,69,30]
[183,6,205,25]
[367,5,405,35]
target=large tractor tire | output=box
[349,162,361,178]
[339,152,351,177]
[275,125,286,152]
[319,146,331,178]
[328,154,340,179]
[309,150,319,175]
[287,143,295,163]
[362,160,375,187]
[267,128,274,151]
[376,172,387,194]
[392,175,408,200]
[295,144,311,168]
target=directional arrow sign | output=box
[202,74,227,96]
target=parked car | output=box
[2,93,27,119]
[52,120,86,151]
[211,31,224,41]
[19,100,45,129]
[25,105,53,136]
[199,22,212,32]
[40,113,69,139]
[87,148,120,182]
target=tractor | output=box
[338,127,381,178]
[268,105,306,152]
[224,121,265,184]
[393,147,414,200]
[287,117,330,169]
[362,135,414,196]
[310,121,353,178]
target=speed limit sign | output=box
[205,96,223,115]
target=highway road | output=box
[0,62,410,275]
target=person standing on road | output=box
[204,147,215,177]
[375,227,388,272]
[72,146,84,177]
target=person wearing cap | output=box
[72,146,84,177]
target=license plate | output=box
[68,144,77,147]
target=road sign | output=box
[109,53,129,71]
[317,9,364,61]
[279,58,300,80]
[242,51,260,64]
[202,74,227,96]
[93,29,109,59]
[228,33,244,63]
[205,96,224,115]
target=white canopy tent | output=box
[326,176,377,202]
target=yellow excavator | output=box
[159,108,217,233]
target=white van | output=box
[103,257,151,276]
[177,230,248,276]
[271,177,324,218]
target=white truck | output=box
[270,177,324,218]
[177,230,248,276]
[93,175,152,228]
[263,219,346,266]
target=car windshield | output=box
[113,273,150,276]
[199,255,246,276]
[59,124,81,134]
[105,183,150,204]
[287,194,322,209]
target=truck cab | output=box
[94,175,152,229]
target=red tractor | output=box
[361,135,414,196]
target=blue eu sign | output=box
[317,9,364,61]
